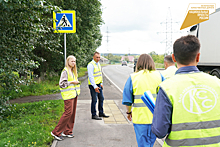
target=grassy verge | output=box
[78,67,87,77]
[0,67,88,146]
[0,100,64,147]
[7,67,87,100]
[9,76,60,99]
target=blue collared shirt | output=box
[87,60,102,89]
[151,66,200,138]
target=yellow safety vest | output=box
[160,72,220,147]
[131,70,162,124]
[88,61,103,85]
[160,66,177,79]
[60,67,80,100]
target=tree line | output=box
[104,52,165,64]
[0,0,103,110]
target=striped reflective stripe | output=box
[69,84,80,88]
[133,103,147,107]
[134,94,157,99]
[166,135,220,146]
[60,87,80,92]
[171,119,220,131]
[94,71,101,74]
[94,74,102,77]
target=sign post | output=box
[53,10,76,66]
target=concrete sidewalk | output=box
[53,75,138,147]
[52,74,163,147]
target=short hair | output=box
[164,55,174,64]
[173,35,200,65]
[94,51,100,56]
[136,54,155,72]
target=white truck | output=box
[188,8,220,78]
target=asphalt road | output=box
[102,64,134,91]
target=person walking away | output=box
[87,52,109,120]
[160,55,177,79]
[122,54,164,147]
[152,35,220,146]
[51,55,80,141]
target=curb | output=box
[78,73,88,81]
[51,140,57,147]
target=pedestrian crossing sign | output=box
[53,10,76,33]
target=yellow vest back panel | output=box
[160,72,220,147]
[131,70,162,124]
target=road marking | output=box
[102,66,164,146]
[102,68,123,93]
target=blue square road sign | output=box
[53,10,76,33]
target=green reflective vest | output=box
[131,70,162,124]
[60,67,80,100]
[160,66,177,79]
[88,61,103,85]
[160,72,220,147]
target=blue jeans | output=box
[133,124,156,147]
[89,84,104,116]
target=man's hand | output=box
[95,87,100,93]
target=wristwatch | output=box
[126,111,132,114]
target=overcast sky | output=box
[97,0,220,55]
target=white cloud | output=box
[97,0,220,54]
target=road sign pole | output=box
[53,10,76,66]
[64,33,66,66]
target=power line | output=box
[158,7,180,53]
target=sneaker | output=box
[51,132,64,141]
[61,132,75,138]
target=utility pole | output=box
[158,7,180,54]
[105,27,110,63]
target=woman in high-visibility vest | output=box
[51,55,80,141]
[122,54,164,147]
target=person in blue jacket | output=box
[122,54,164,147]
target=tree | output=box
[0,0,62,119]
[0,0,104,115]
[105,53,121,63]
[148,51,164,64]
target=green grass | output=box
[8,76,60,100]
[78,67,87,78]
[0,68,88,146]
[7,67,88,100]
[0,100,64,147]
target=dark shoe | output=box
[92,115,102,120]
[99,113,109,118]
[51,132,64,141]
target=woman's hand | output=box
[127,113,132,121]
[70,81,80,85]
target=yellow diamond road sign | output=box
[53,10,76,33]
